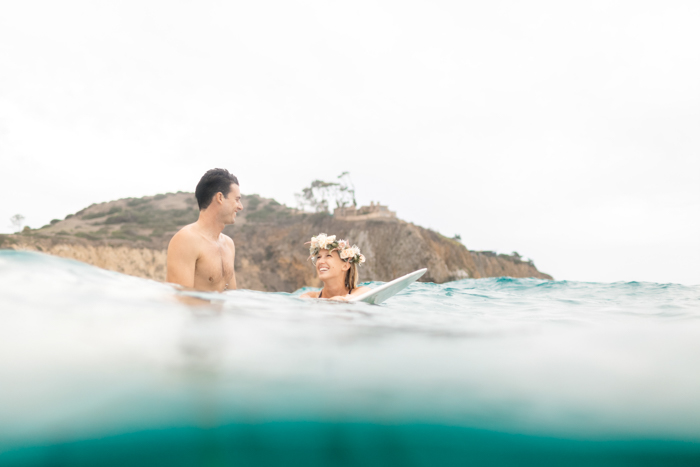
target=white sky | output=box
[1,1,699,284]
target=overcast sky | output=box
[1,1,699,284]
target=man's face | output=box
[223,184,243,224]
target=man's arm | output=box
[227,236,237,290]
[166,231,199,288]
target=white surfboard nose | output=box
[349,268,428,305]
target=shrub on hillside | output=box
[83,206,122,220]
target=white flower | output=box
[309,233,334,251]
[314,233,327,247]
[321,235,336,250]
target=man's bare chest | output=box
[195,242,234,285]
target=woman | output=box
[299,233,371,301]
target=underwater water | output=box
[1,250,700,466]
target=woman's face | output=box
[315,249,350,281]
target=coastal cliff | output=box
[1,192,552,291]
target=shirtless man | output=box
[166,168,243,292]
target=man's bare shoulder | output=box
[169,223,200,244]
[168,224,206,256]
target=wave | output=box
[2,250,700,464]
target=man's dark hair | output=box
[195,168,239,210]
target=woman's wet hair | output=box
[345,261,359,292]
[195,168,239,210]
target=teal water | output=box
[1,250,700,466]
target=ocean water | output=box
[1,250,700,466]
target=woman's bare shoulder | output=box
[350,286,372,296]
[299,291,318,299]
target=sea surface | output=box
[1,250,700,466]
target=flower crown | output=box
[306,233,366,265]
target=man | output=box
[167,168,243,291]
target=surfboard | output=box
[349,268,427,305]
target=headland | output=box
[0,193,552,291]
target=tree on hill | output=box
[9,214,25,233]
[295,172,356,213]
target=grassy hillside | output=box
[17,192,297,248]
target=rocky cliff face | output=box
[3,236,167,280]
[1,192,552,291]
[226,215,551,291]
